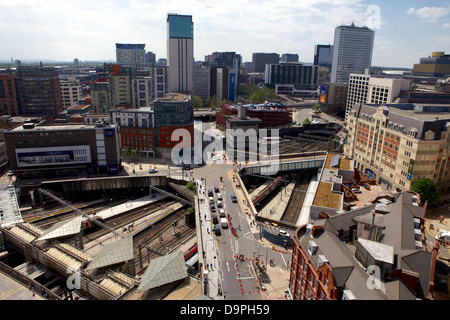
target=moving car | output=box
[217,193,223,200]
[214,186,220,193]
[220,217,228,228]
[277,230,291,238]
[231,194,237,203]
[213,224,221,235]
[217,201,222,208]
[148,168,158,173]
[212,214,218,224]
[219,209,226,217]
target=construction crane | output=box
[37,188,123,239]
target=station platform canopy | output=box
[86,237,134,271]
[137,250,188,292]
[0,186,23,227]
[36,216,83,241]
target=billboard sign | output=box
[320,85,326,103]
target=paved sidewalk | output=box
[226,169,292,299]
[195,178,223,300]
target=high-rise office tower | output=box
[167,14,194,93]
[314,45,333,69]
[280,54,299,63]
[330,23,375,84]
[116,43,146,70]
[252,53,279,73]
[16,66,63,117]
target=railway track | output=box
[280,169,315,225]
[133,207,195,273]
[27,193,147,228]
[81,199,177,241]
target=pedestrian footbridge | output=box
[244,156,325,175]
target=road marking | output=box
[0,286,24,300]
[226,262,230,272]
[281,252,288,267]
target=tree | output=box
[302,117,311,126]
[206,95,221,108]
[312,103,322,113]
[186,181,196,191]
[411,177,441,206]
[193,95,203,108]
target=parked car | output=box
[212,214,218,224]
[213,224,221,235]
[209,197,214,204]
[214,186,220,193]
[208,189,213,197]
[148,168,158,173]
[219,209,226,217]
[217,193,223,200]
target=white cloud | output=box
[407,6,450,23]
[442,23,450,28]
[1,0,373,62]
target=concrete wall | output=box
[40,175,168,193]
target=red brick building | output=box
[0,73,20,116]
[289,191,437,300]
[216,103,292,129]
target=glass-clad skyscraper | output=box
[167,14,194,93]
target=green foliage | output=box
[302,117,311,126]
[411,177,441,205]
[249,86,277,103]
[186,207,194,214]
[312,103,322,113]
[206,95,221,108]
[186,181,196,191]
[193,95,203,108]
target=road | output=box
[193,158,291,299]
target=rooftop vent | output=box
[307,240,318,256]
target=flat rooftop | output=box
[158,92,190,102]
[9,123,116,132]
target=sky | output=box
[1,0,450,68]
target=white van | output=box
[220,217,228,228]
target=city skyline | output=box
[1,0,450,68]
